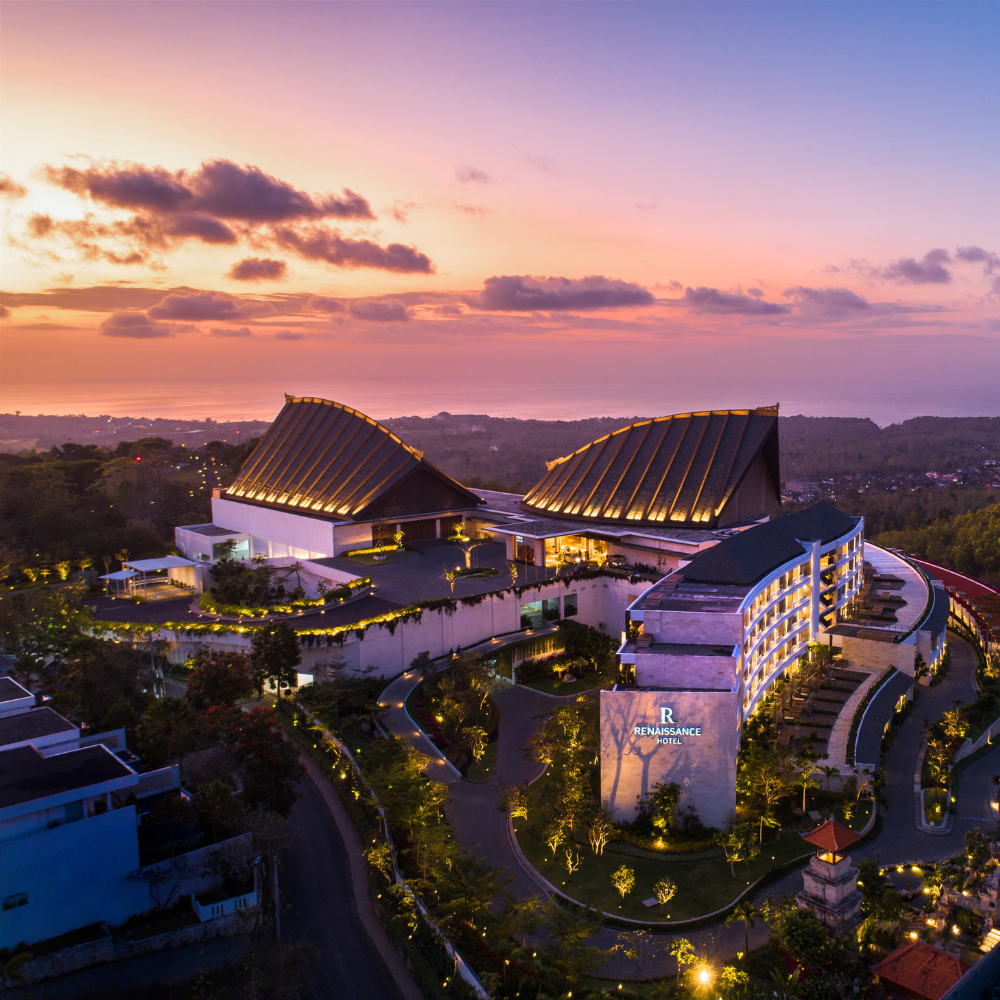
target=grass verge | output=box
[519,673,598,697]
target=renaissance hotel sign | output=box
[634,706,704,745]
[601,688,739,829]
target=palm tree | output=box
[758,810,781,844]
[820,766,840,792]
[726,900,761,956]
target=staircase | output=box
[981,927,1000,953]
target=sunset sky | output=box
[1,1,998,424]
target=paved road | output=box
[280,774,405,1000]
[379,635,997,980]
[860,637,985,863]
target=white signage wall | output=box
[600,688,739,829]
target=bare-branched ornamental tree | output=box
[587,808,614,856]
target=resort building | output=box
[176,394,486,566]
[177,400,783,579]
[480,406,782,572]
[601,496,952,828]
[0,678,238,951]
[601,502,863,827]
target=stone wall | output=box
[163,573,649,678]
[634,650,739,689]
[17,912,245,985]
[600,687,740,829]
[838,632,916,676]
[641,609,742,645]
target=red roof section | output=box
[911,558,999,599]
[802,819,862,853]
[873,940,969,1000]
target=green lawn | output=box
[465,741,497,782]
[343,552,398,566]
[520,673,598,697]
[516,817,811,921]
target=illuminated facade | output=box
[482,406,782,571]
[176,395,485,563]
[602,503,864,828]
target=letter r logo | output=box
[660,706,674,724]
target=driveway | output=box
[858,637,985,864]
[281,774,405,1000]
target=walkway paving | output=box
[281,764,416,1000]
[816,664,884,770]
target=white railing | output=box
[296,705,488,999]
[190,872,258,922]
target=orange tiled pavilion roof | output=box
[802,819,862,853]
[872,940,969,1000]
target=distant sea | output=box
[3,371,998,427]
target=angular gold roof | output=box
[521,407,779,528]
[224,395,481,520]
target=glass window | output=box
[563,593,578,617]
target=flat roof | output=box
[483,515,720,545]
[623,641,737,657]
[180,523,243,537]
[638,581,749,613]
[0,706,76,746]
[473,489,530,516]
[125,556,197,571]
[0,677,32,703]
[0,744,134,809]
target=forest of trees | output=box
[0,436,257,576]
[872,502,1000,587]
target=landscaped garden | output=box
[198,547,369,616]
[919,637,1000,821]
[405,651,500,780]
[505,690,876,924]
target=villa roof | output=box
[801,818,862,853]
[223,395,483,522]
[0,677,32,704]
[872,940,970,1000]
[0,744,135,809]
[678,502,860,586]
[521,407,780,528]
[0,706,77,747]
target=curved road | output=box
[380,638,999,979]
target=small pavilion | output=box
[99,569,138,598]
[123,556,198,598]
[795,818,864,928]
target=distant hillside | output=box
[780,415,1000,480]
[0,413,271,454]
[3,410,997,491]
